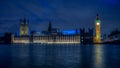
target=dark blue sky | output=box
[0,0,120,35]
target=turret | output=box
[20,18,29,36]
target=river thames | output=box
[0,44,120,68]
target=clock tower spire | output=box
[95,14,101,43]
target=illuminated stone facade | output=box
[33,35,80,44]
[10,19,98,44]
[95,14,101,43]
[20,18,29,36]
[13,36,30,44]
[12,35,80,44]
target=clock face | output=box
[96,22,100,25]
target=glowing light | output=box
[96,23,100,25]
[61,30,80,35]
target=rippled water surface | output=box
[0,44,120,68]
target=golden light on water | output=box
[94,45,103,68]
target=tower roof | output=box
[96,14,100,20]
[23,17,27,23]
[48,21,52,32]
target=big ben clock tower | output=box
[95,14,101,43]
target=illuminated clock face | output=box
[96,22,100,25]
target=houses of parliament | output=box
[4,14,101,44]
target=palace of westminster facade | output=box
[9,14,101,44]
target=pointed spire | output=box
[23,17,26,23]
[48,21,52,32]
[96,13,100,20]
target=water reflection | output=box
[0,44,120,68]
[11,44,82,68]
[104,44,120,68]
[93,44,104,68]
[11,45,30,68]
[0,45,11,68]
[79,44,94,68]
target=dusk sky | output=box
[0,0,120,35]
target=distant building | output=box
[3,32,14,44]
[0,37,4,43]
[102,29,120,44]
[20,18,29,36]
[80,28,93,44]
[48,21,52,32]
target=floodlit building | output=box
[1,14,104,44]
[20,18,29,36]
[94,14,101,43]
[12,21,81,44]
